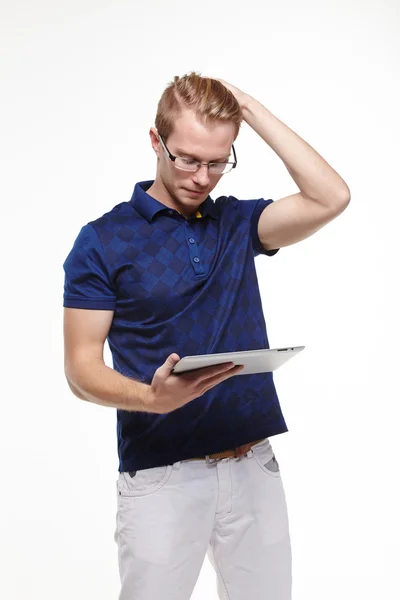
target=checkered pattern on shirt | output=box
[63,180,288,471]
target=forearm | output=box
[65,359,151,412]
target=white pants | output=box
[114,438,292,600]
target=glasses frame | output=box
[157,134,237,175]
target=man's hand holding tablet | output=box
[143,347,304,415]
[142,354,244,415]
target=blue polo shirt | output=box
[63,180,288,471]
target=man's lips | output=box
[184,188,206,195]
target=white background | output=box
[1,1,399,598]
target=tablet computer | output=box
[171,346,305,376]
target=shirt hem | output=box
[63,298,116,310]
[118,425,289,472]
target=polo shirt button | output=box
[193,257,200,263]
[189,238,195,243]
[168,210,173,215]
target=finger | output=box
[181,362,235,380]
[197,364,244,389]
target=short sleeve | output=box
[63,223,117,310]
[247,198,280,257]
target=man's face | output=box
[151,109,236,216]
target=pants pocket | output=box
[117,464,174,497]
[251,439,281,478]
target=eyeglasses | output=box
[158,134,237,175]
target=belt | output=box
[189,438,266,462]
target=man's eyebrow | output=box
[175,148,230,162]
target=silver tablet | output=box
[171,346,305,376]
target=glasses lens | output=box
[175,157,199,172]
[174,158,234,174]
[209,163,233,175]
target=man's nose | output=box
[193,164,210,186]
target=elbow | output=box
[331,189,351,215]
[339,184,351,207]
[64,371,86,401]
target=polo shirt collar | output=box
[130,180,219,222]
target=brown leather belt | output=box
[189,438,266,461]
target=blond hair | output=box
[155,71,243,141]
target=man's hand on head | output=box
[213,78,252,111]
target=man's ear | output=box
[149,128,160,157]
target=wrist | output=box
[139,385,153,413]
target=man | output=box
[63,72,350,600]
